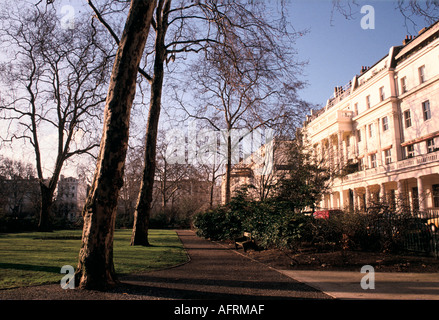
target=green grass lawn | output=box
[0,229,188,289]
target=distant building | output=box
[55,175,87,221]
[301,21,439,213]
[152,178,221,214]
[221,139,294,203]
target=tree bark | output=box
[38,185,54,232]
[131,0,171,246]
[75,0,156,290]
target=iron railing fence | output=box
[365,209,439,258]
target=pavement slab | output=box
[278,269,439,300]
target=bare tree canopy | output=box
[331,0,439,30]
[174,1,309,203]
[0,4,111,231]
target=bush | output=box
[193,206,239,241]
[193,189,427,254]
[0,215,38,232]
[301,215,344,251]
[193,188,313,250]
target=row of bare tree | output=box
[0,0,437,290]
[0,0,306,289]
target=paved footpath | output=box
[0,230,329,300]
[279,269,439,300]
[119,230,331,299]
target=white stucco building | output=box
[221,139,294,203]
[302,21,439,213]
[56,175,87,220]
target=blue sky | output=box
[1,0,432,176]
[59,0,429,110]
[286,0,429,108]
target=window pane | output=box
[419,65,425,83]
[384,149,392,164]
[427,139,435,153]
[401,77,407,93]
[422,100,431,121]
[407,145,414,158]
[404,110,411,128]
[382,116,388,131]
[380,87,385,101]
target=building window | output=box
[360,158,366,170]
[427,138,435,153]
[357,129,362,142]
[404,110,412,128]
[407,144,415,158]
[366,95,371,109]
[422,100,431,121]
[418,65,426,84]
[368,123,374,138]
[379,86,385,101]
[400,76,407,94]
[382,116,389,131]
[354,103,358,116]
[389,189,396,209]
[433,184,439,208]
[370,153,377,168]
[412,187,419,212]
[384,149,392,164]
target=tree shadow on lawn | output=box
[0,263,60,273]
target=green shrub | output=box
[193,189,313,250]
[194,192,429,254]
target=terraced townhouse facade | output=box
[302,20,439,214]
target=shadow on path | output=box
[116,230,331,300]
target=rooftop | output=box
[304,19,439,126]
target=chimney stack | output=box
[361,66,370,74]
[403,34,417,45]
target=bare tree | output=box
[177,5,308,203]
[198,153,223,209]
[331,0,439,30]
[75,0,156,290]
[118,145,143,222]
[0,157,38,218]
[86,0,214,245]
[0,5,110,231]
[155,131,190,211]
[88,1,308,244]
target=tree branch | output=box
[87,0,153,84]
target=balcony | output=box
[305,81,353,125]
[343,149,439,182]
[327,81,352,109]
[397,150,439,170]
[231,166,253,178]
[308,110,354,136]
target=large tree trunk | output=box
[75,0,156,290]
[131,0,170,246]
[38,185,54,232]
